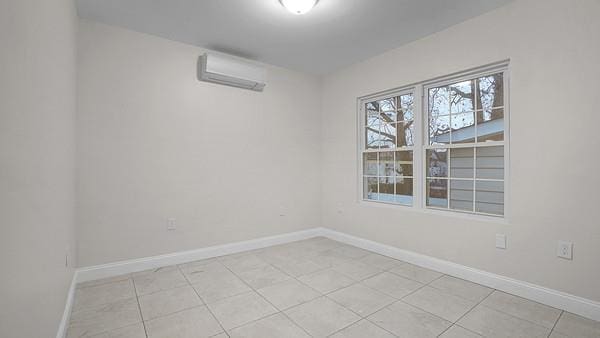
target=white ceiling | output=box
[77,0,513,74]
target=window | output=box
[359,63,508,217]
[362,92,415,205]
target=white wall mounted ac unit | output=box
[197,53,266,92]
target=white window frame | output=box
[357,87,418,208]
[357,60,510,221]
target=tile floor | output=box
[67,237,600,337]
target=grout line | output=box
[131,279,149,338]
[217,256,315,337]
[547,310,564,338]
[435,286,494,337]
[176,264,230,337]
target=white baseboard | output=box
[76,228,323,283]
[320,228,600,322]
[56,271,78,338]
[67,226,600,328]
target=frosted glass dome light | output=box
[279,0,319,15]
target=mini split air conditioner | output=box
[197,53,266,92]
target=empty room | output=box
[2,0,600,337]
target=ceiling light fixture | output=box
[279,0,319,15]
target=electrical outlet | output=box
[557,241,573,260]
[495,234,507,249]
[167,218,177,231]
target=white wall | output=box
[0,0,78,337]
[321,0,600,302]
[76,21,322,266]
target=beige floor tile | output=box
[458,305,550,337]
[257,279,321,310]
[328,283,395,317]
[133,268,188,296]
[332,261,382,280]
[77,274,131,289]
[73,279,136,312]
[284,297,361,337]
[297,268,355,293]
[208,291,277,330]
[219,254,270,274]
[358,254,401,270]
[67,298,142,337]
[236,264,291,289]
[439,325,481,337]
[362,272,423,299]
[191,269,251,303]
[145,306,223,338]
[553,311,600,338]
[549,331,569,338]
[429,275,493,302]
[481,291,561,328]
[179,260,230,284]
[139,285,203,320]
[211,333,229,338]
[329,319,395,338]
[90,323,147,338]
[177,258,217,270]
[367,301,452,338]
[272,257,326,277]
[331,244,371,259]
[228,313,310,338]
[403,286,476,322]
[389,263,443,284]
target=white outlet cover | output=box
[495,234,507,249]
[167,218,177,230]
[557,241,573,260]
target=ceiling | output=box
[77,0,513,75]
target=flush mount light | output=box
[279,0,319,15]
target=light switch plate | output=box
[557,241,573,260]
[495,234,507,249]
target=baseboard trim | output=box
[56,270,78,338]
[76,228,323,283]
[320,228,600,322]
[69,226,600,325]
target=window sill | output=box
[358,199,509,225]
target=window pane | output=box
[364,177,378,200]
[378,98,396,112]
[475,180,504,215]
[379,122,396,149]
[395,177,413,205]
[427,178,448,208]
[399,94,414,121]
[378,177,395,202]
[451,112,475,143]
[397,122,414,147]
[477,108,504,142]
[427,149,448,178]
[450,80,475,113]
[429,115,450,145]
[450,179,474,211]
[477,73,504,111]
[429,86,449,117]
[450,147,474,178]
[363,152,378,176]
[394,151,413,177]
[366,115,381,149]
[476,146,504,179]
[379,151,395,177]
